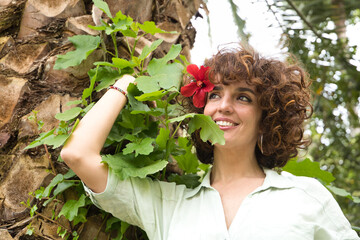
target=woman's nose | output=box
[219,95,233,114]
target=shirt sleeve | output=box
[304,178,360,240]
[83,167,187,236]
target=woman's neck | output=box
[211,146,264,184]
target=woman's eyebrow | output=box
[236,87,255,95]
[213,85,223,91]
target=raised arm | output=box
[60,75,135,193]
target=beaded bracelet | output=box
[108,85,127,96]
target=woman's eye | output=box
[237,95,252,102]
[209,93,220,99]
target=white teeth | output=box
[216,121,236,126]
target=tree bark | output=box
[0,0,204,239]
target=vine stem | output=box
[43,144,56,175]
[171,121,182,139]
[131,33,145,57]
[111,33,119,58]
[125,37,132,57]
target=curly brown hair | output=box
[183,44,313,169]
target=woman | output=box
[60,45,359,239]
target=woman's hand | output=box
[114,74,135,93]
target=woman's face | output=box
[204,80,262,150]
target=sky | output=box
[190,0,285,65]
[190,0,360,67]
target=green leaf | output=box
[135,90,167,101]
[120,29,137,38]
[179,54,190,66]
[138,39,163,60]
[198,163,211,172]
[167,113,196,123]
[147,44,182,75]
[55,107,82,121]
[34,187,45,199]
[83,67,99,100]
[93,61,115,67]
[112,58,137,69]
[66,100,82,106]
[135,75,160,93]
[156,128,170,150]
[43,134,69,149]
[81,103,95,115]
[326,185,360,203]
[64,169,76,179]
[173,137,199,174]
[168,174,201,188]
[24,128,55,150]
[88,24,106,31]
[123,137,154,157]
[92,67,120,92]
[30,205,38,217]
[282,158,336,185]
[53,181,77,197]
[112,11,133,29]
[136,63,183,93]
[72,208,88,225]
[120,221,130,239]
[188,114,225,145]
[58,194,86,221]
[102,153,168,180]
[127,91,152,113]
[118,109,145,132]
[106,217,121,232]
[124,134,137,142]
[156,63,184,90]
[137,21,167,35]
[43,174,64,198]
[93,0,112,18]
[131,108,164,117]
[54,35,101,69]
[26,224,34,235]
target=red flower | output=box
[180,64,214,108]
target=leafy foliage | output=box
[283,158,335,185]
[24,0,224,239]
[53,35,101,69]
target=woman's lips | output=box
[214,118,238,130]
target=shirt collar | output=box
[184,168,295,199]
[184,168,213,199]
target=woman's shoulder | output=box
[278,170,334,204]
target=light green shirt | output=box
[84,168,359,240]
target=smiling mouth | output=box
[215,121,238,127]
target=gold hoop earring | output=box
[259,135,264,154]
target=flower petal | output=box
[198,66,210,81]
[186,64,200,80]
[193,89,206,108]
[202,80,215,92]
[180,82,198,97]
